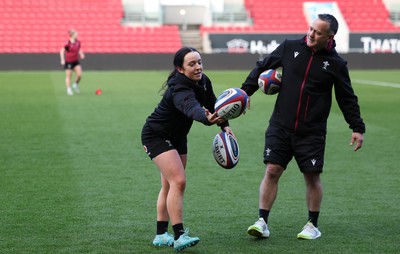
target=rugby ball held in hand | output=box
[212,131,240,169]
[258,69,282,95]
[214,88,248,120]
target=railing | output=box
[122,11,161,25]
[389,10,400,25]
[122,10,252,26]
[212,11,251,24]
[388,3,400,26]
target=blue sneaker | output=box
[152,232,174,247]
[174,228,200,252]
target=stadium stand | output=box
[0,0,398,53]
[246,0,308,32]
[335,0,399,32]
[201,0,400,33]
[0,0,182,53]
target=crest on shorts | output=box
[265,148,271,156]
[311,159,317,166]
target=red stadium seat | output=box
[0,0,182,53]
[335,0,396,32]
[241,0,397,33]
[1,0,397,53]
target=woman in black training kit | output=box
[141,47,234,252]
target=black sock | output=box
[308,211,320,227]
[259,209,270,224]
[172,223,184,240]
[156,221,169,235]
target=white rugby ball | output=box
[212,131,240,169]
[214,88,248,120]
[258,69,282,95]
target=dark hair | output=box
[160,46,200,92]
[318,13,338,35]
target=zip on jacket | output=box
[295,51,314,133]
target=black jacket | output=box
[241,36,365,135]
[145,72,227,139]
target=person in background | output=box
[141,47,233,252]
[241,14,365,240]
[60,29,85,96]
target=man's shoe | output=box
[297,221,321,239]
[174,228,200,252]
[247,218,270,238]
[152,232,174,247]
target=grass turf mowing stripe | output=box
[49,71,168,253]
[0,72,83,253]
[50,72,141,253]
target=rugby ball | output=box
[214,88,248,120]
[212,131,240,169]
[258,69,282,95]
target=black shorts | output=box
[64,61,80,70]
[263,124,326,173]
[141,123,187,160]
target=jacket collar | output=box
[168,72,205,89]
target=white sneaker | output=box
[247,218,270,238]
[67,87,73,96]
[297,221,321,239]
[72,83,80,94]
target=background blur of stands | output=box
[0,0,399,70]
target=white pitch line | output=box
[353,79,400,89]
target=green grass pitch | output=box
[0,70,399,253]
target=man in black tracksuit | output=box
[243,14,365,240]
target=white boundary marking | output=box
[353,79,400,89]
